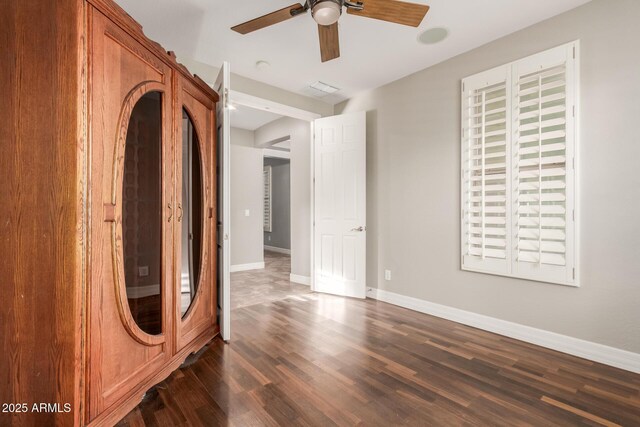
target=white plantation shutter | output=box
[462,65,510,274]
[263,166,272,232]
[462,41,578,286]
[511,43,577,284]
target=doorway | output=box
[227,98,315,310]
[217,82,367,340]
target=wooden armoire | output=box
[1,0,219,425]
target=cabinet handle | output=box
[177,203,183,222]
[168,203,173,222]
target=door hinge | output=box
[572,105,575,117]
[572,46,575,59]
[572,268,576,279]
[572,209,575,221]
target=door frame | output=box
[228,90,321,292]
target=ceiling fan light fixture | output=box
[312,0,342,26]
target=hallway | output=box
[231,250,312,310]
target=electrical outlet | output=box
[267,235,271,242]
[384,270,391,281]
[138,266,149,277]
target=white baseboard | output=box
[290,274,311,286]
[230,262,265,273]
[367,288,640,374]
[127,284,160,299]
[264,245,291,255]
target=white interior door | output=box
[313,111,366,298]
[215,62,231,340]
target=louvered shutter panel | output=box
[462,66,510,274]
[511,43,577,284]
[263,166,272,232]
[462,41,578,286]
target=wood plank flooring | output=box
[120,294,640,426]
[118,265,640,426]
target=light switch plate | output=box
[245,209,250,217]
[138,266,149,277]
[384,270,391,281]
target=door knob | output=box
[351,226,366,232]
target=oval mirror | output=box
[122,91,163,336]
[180,108,203,317]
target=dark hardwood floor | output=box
[118,289,640,426]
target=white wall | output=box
[230,127,264,267]
[255,118,312,278]
[337,0,640,353]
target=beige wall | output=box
[230,127,264,266]
[256,117,312,279]
[337,0,640,353]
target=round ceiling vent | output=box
[418,27,449,45]
[255,60,271,71]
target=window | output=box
[461,41,578,286]
[263,165,272,232]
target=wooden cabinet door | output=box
[174,75,217,352]
[87,8,174,420]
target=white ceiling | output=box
[115,0,590,104]
[231,104,284,131]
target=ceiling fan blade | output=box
[232,3,306,35]
[318,23,340,63]
[347,0,430,27]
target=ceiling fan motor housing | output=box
[311,0,343,26]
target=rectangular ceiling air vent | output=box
[304,81,340,98]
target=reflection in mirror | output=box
[123,91,163,335]
[180,108,203,317]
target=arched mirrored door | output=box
[122,91,164,335]
[180,108,204,316]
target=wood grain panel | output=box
[174,75,217,353]
[0,0,85,425]
[318,23,340,63]
[119,291,640,426]
[231,4,306,35]
[86,0,218,102]
[88,7,173,419]
[347,0,430,27]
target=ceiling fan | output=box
[231,0,430,63]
